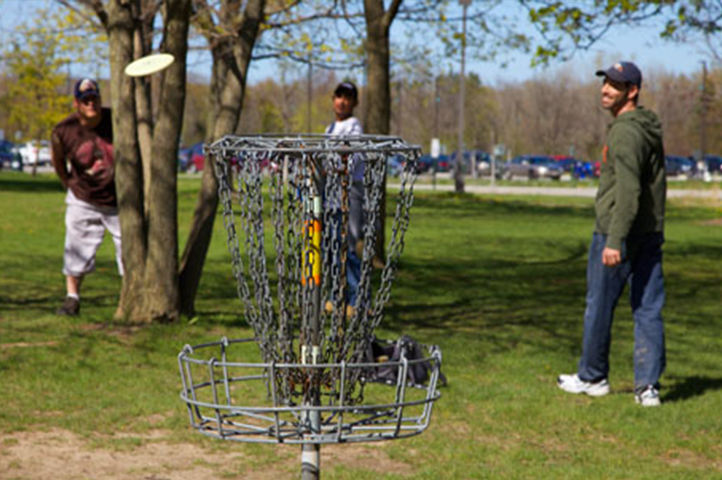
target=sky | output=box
[0,0,713,86]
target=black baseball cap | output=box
[334,81,358,101]
[596,62,642,88]
[74,78,100,100]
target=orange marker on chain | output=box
[302,196,322,286]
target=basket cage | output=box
[178,134,442,444]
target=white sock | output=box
[67,293,80,301]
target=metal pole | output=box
[490,131,496,187]
[302,441,320,479]
[455,0,469,194]
[397,81,403,138]
[433,75,440,191]
[700,60,708,174]
[307,61,313,133]
[301,168,323,480]
[434,76,440,140]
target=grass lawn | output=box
[1,171,722,479]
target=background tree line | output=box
[173,61,722,161]
[4,61,721,161]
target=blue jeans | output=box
[347,247,360,306]
[577,232,666,393]
[330,210,362,307]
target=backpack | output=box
[363,335,447,387]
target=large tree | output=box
[178,0,265,316]
[59,0,270,319]
[76,0,192,323]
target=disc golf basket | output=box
[178,134,442,479]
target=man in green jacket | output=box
[558,62,667,407]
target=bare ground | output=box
[0,429,413,480]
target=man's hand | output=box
[602,247,622,267]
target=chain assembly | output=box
[210,134,420,406]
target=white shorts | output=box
[63,190,123,277]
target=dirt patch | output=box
[322,442,413,477]
[0,341,58,350]
[0,429,413,479]
[79,323,143,344]
[699,217,722,226]
[0,429,240,480]
[660,448,722,471]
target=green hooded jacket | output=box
[595,107,666,250]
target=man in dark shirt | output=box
[51,78,122,316]
[557,62,667,407]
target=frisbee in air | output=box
[125,53,175,77]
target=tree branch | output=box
[382,0,404,30]
[57,0,108,30]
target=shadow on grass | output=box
[4,192,721,371]
[0,291,119,316]
[664,376,722,403]
[376,247,588,355]
[0,176,64,193]
[411,193,595,220]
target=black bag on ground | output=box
[363,335,447,387]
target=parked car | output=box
[0,140,23,171]
[553,156,577,173]
[449,150,492,175]
[476,158,505,179]
[703,155,722,176]
[387,154,405,177]
[572,161,597,179]
[18,140,52,167]
[179,142,204,173]
[553,156,597,179]
[665,155,695,178]
[503,155,563,180]
[416,154,435,173]
[435,154,451,172]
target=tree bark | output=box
[178,0,265,316]
[107,0,148,321]
[363,0,394,136]
[96,0,190,323]
[363,0,402,263]
[142,0,191,323]
[133,4,155,216]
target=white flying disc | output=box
[125,53,175,77]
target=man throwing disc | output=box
[51,79,122,316]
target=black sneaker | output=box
[56,297,80,316]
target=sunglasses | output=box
[79,95,100,105]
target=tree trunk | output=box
[142,0,191,323]
[107,0,148,321]
[100,0,190,323]
[133,14,154,216]
[363,0,401,263]
[363,3,392,136]
[178,0,265,316]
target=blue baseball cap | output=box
[74,78,100,100]
[596,62,642,88]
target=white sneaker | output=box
[557,374,610,397]
[635,386,661,407]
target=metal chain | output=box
[210,135,419,405]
